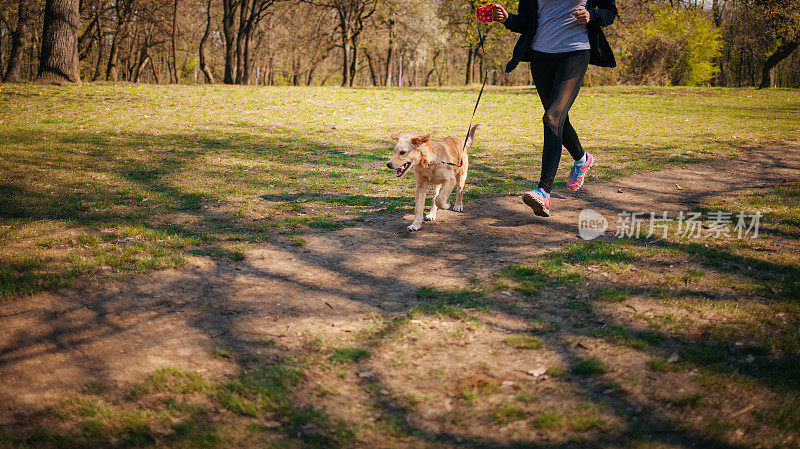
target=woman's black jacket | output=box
[502,0,618,73]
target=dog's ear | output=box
[390,132,401,141]
[411,134,430,145]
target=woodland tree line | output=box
[0,0,798,87]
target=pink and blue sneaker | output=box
[567,152,594,191]
[522,188,550,217]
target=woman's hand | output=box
[491,4,508,23]
[572,6,590,24]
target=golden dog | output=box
[386,124,479,231]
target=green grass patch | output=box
[595,286,630,302]
[412,287,487,318]
[213,347,233,359]
[330,347,370,363]
[532,411,564,430]
[571,358,608,376]
[504,335,543,349]
[594,326,664,349]
[667,393,704,407]
[545,366,568,377]
[414,286,439,299]
[567,415,610,432]
[489,403,528,424]
[191,247,245,262]
[128,367,208,399]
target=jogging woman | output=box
[490,0,617,217]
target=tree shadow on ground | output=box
[1,129,798,447]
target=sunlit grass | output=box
[1,84,798,300]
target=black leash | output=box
[440,16,489,168]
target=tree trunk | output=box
[123,21,138,81]
[340,39,350,87]
[171,0,179,83]
[105,0,134,81]
[759,39,799,89]
[384,17,393,86]
[711,0,722,27]
[28,30,37,78]
[291,57,299,85]
[222,0,237,84]
[424,50,439,86]
[338,10,350,87]
[464,43,473,85]
[37,0,81,83]
[133,47,150,83]
[134,56,150,82]
[364,48,378,86]
[348,35,358,87]
[106,24,123,80]
[235,0,246,84]
[398,52,402,86]
[4,0,33,82]
[477,47,483,82]
[241,27,253,84]
[306,65,316,86]
[267,55,273,85]
[198,0,214,83]
[150,51,160,83]
[77,17,97,62]
[92,9,104,81]
[0,18,4,72]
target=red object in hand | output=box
[477,4,495,23]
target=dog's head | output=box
[386,132,430,177]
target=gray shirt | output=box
[532,0,590,53]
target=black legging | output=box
[530,49,589,193]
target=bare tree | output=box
[221,0,237,83]
[105,0,135,80]
[4,0,33,81]
[235,0,276,84]
[304,0,376,86]
[170,0,178,82]
[198,0,214,82]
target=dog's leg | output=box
[425,184,442,221]
[435,178,455,211]
[454,167,467,212]
[408,184,427,231]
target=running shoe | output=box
[566,152,594,191]
[522,188,551,217]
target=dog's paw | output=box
[424,213,437,221]
[407,223,421,231]
[453,204,463,212]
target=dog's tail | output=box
[464,123,480,153]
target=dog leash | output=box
[440,13,489,168]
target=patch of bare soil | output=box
[1,144,798,433]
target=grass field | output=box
[1,84,800,448]
[1,84,798,299]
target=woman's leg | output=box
[531,50,589,193]
[562,115,585,161]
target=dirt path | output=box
[2,145,799,424]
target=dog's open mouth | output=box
[395,162,412,177]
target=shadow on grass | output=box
[345,236,798,447]
[1,123,799,446]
